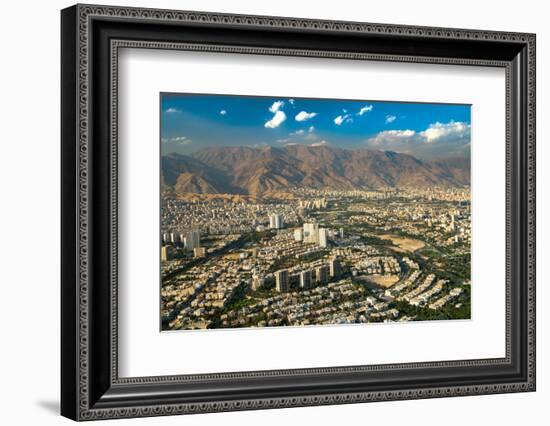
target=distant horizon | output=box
[161,93,471,160]
[161,143,471,162]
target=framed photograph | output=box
[61,4,536,421]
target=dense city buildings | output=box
[161,186,471,330]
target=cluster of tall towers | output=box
[162,229,200,250]
[296,222,329,247]
[274,257,340,293]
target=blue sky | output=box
[161,93,471,159]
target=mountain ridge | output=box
[162,145,470,197]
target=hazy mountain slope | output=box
[161,153,244,194]
[428,156,471,186]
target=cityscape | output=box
[160,94,471,331]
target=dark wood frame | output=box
[61,4,536,421]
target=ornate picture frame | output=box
[61,4,535,421]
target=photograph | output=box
[160,94,472,331]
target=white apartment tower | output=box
[252,274,265,291]
[318,228,329,248]
[184,229,200,250]
[161,245,174,261]
[299,270,313,289]
[303,222,319,244]
[315,265,329,285]
[329,257,341,278]
[269,214,284,229]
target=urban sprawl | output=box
[161,188,471,330]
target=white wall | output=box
[0,0,547,424]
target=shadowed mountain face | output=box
[162,145,470,197]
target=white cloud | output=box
[288,126,319,141]
[265,110,286,128]
[276,138,290,144]
[288,99,295,105]
[367,129,416,146]
[334,116,344,125]
[269,100,284,113]
[385,115,397,123]
[251,142,269,148]
[282,123,322,144]
[364,120,471,158]
[220,109,227,115]
[334,114,351,125]
[420,121,470,143]
[367,122,470,147]
[357,105,373,116]
[264,101,287,128]
[295,111,318,121]
[310,140,329,147]
[163,135,192,145]
[165,108,179,113]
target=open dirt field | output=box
[379,234,426,253]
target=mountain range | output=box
[161,145,470,197]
